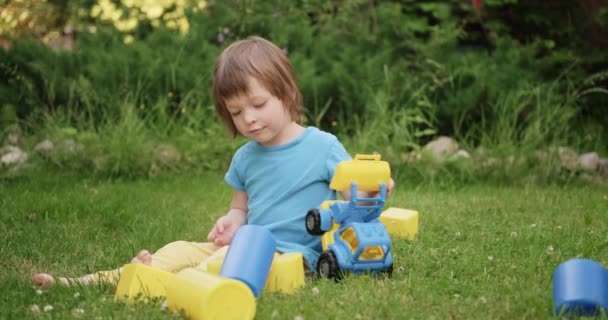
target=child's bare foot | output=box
[32,273,69,288]
[32,251,150,289]
[130,250,152,265]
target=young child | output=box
[33,36,394,288]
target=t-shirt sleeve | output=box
[225,149,246,191]
[325,139,352,180]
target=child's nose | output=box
[244,108,256,123]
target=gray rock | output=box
[423,136,459,159]
[453,149,471,159]
[7,132,22,145]
[558,147,578,171]
[0,146,27,165]
[3,126,22,146]
[578,152,599,171]
[34,139,55,155]
[0,145,14,157]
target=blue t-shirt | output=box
[225,126,351,269]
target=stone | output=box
[0,146,27,166]
[558,147,578,171]
[3,126,22,145]
[34,139,55,155]
[7,131,22,145]
[423,136,459,160]
[453,149,471,159]
[578,152,599,171]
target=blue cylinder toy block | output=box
[553,258,608,316]
[220,225,276,297]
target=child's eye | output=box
[231,111,241,117]
[254,102,266,109]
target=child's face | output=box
[225,77,294,146]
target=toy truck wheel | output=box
[305,209,324,235]
[317,250,342,280]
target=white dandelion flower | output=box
[72,308,85,317]
[30,305,40,314]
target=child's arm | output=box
[207,189,248,246]
[339,178,395,200]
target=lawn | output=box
[1,171,607,319]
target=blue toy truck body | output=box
[308,182,393,279]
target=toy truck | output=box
[305,154,393,280]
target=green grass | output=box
[1,171,607,319]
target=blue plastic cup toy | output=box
[552,258,608,316]
[220,224,276,297]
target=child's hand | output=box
[386,177,395,197]
[207,216,237,246]
[207,210,247,246]
[369,177,395,198]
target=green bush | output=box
[0,0,606,180]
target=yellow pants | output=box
[88,241,231,285]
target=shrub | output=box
[0,0,606,181]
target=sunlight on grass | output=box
[1,172,606,318]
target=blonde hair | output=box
[213,36,303,136]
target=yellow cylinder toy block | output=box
[379,207,419,240]
[115,263,173,301]
[264,252,305,294]
[168,268,256,320]
[202,253,305,295]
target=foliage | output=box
[88,0,207,43]
[0,0,72,37]
[479,0,608,51]
[0,0,607,179]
